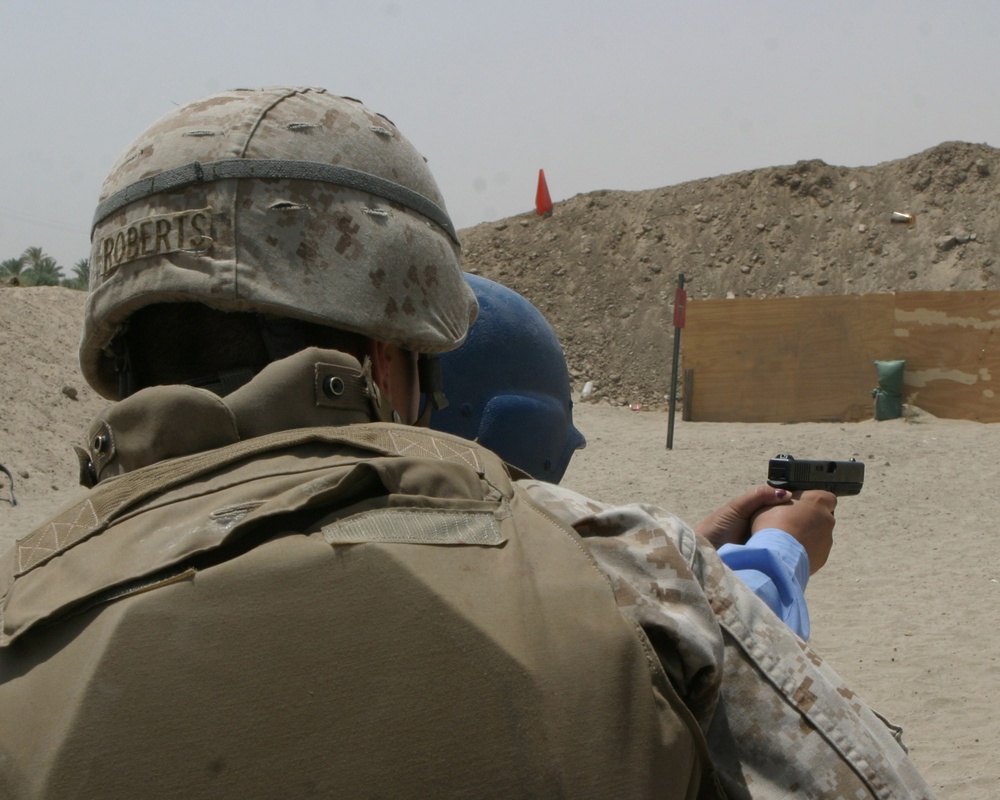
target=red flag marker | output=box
[672,285,687,329]
[535,169,553,217]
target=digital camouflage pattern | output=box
[82,87,477,399]
[521,480,937,800]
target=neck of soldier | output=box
[366,339,419,425]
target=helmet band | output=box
[92,158,459,244]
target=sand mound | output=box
[462,141,1000,407]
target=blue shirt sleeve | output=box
[718,529,811,640]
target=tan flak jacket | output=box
[0,348,935,799]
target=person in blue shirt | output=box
[432,274,833,640]
[693,484,832,640]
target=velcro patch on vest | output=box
[322,508,505,547]
[17,498,100,575]
[384,429,484,471]
[94,207,214,279]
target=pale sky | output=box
[2,1,998,271]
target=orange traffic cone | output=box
[536,169,553,217]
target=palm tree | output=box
[21,246,45,264]
[63,258,90,290]
[0,256,25,277]
[19,246,63,286]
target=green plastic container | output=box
[872,360,905,420]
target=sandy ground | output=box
[561,405,998,800]
[1,399,995,797]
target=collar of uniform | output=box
[80,348,386,484]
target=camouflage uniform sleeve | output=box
[519,479,937,800]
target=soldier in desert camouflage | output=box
[437,273,936,798]
[0,87,934,799]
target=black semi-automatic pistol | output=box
[767,454,865,496]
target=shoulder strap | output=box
[10,424,509,580]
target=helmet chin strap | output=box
[414,355,448,428]
[111,328,136,400]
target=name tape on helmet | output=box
[93,208,213,279]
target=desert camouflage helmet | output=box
[81,86,476,399]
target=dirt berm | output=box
[461,140,1000,408]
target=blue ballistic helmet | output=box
[432,273,586,483]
